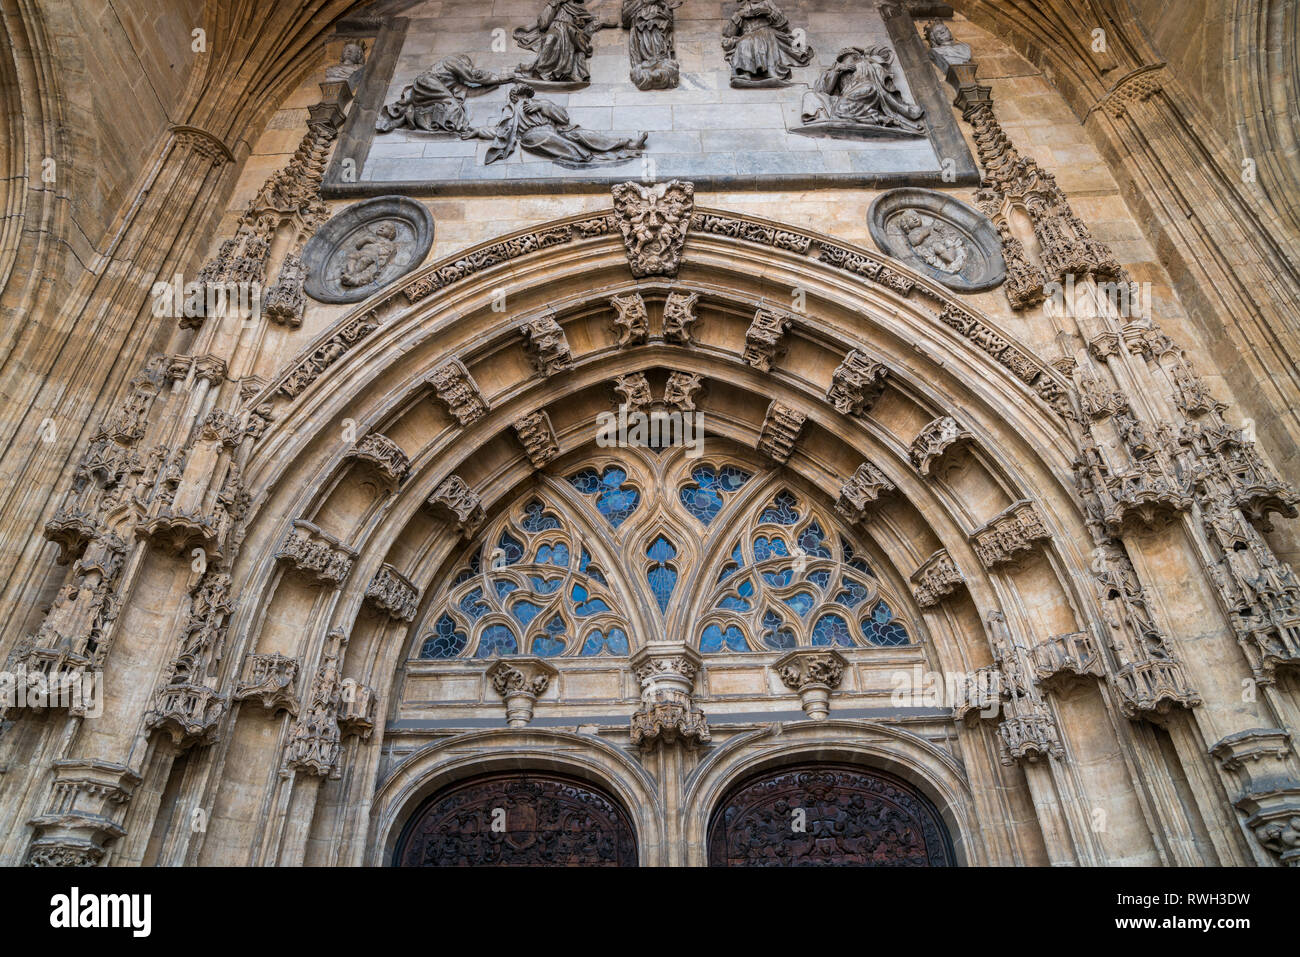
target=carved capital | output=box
[610,292,649,347]
[487,657,557,728]
[26,759,142,866]
[757,400,806,464]
[629,642,709,748]
[773,648,847,720]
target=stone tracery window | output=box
[414,448,912,660]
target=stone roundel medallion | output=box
[868,188,1005,293]
[302,195,435,304]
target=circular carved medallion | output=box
[868,188,1005,293]
[302,196,434,303]
[394,771,638,866]
[707,763,956,866]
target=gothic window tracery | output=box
[412,448,914,661]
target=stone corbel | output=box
[835,461,896,524]
[234,653,301,715]
[629,643,710,748]
[970,499,1051,569]
[909,415,971,477]
[513,410,560,468]
[25,759,142,866]
[662,290,700,344]
[346,432,410,488]
[520,314,573,377]
[487,658,556,728]
[742,308,793,371]
[428,358,489,425]
[1212,734,1300,867]
[663,371,704,411]
[909,549,965,607]
[610,292,649,347]
[426,475,486,538]
[773,648,846,720]
[827,350,888,416]
[757,400,806,464]
[364,563,420,622]
[275,519,357,588]
[1029,630,1105,690]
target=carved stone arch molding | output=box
[682,720,974,866]
[367,729,665,866]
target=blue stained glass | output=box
[782,591,816,617]
[521,499,562,532]
[569,466,640,527]
[511,599,543,625]
[493,578,518,598]
[476,623,518,657]
[531,615,567,656]
[578,549,608,585]
[529,575,563,594]
[763,568,793,587]
[759,490,800,525]
[645,535,678,613]
[717,542,745,583]
[799,521,832,558]
[571,583,612,617]
[753,536,789,562]
[863,600,910,646]
[535,542,570,567]
[811,613,855,648]
[452,548,482,586]
[841,537,876,577]
[680,484,724,525]
[700,623,750,652]
[581,627,629,656]
[809,569,832,590]
[717,578,754,612]
[678,464,752,525]
[419,614,467,659]
[458,587,489,621]
[761,610,797,650]
[834,578,870,609]
[495,532,524,566]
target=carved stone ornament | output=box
[868,188,1005,293]
[365,563,421,622]
[520,314,573,376]
[910,548,965,607]
[773,648,847,720]
[614,372,653,412]
[611,180,695,277]
[662,289,700,343]
[514,410,561,468]
[429,358,489,425]
[970,500,1051,568]
[836,461,896,524]
[757,400,806,464]
[721,0,813,87]
[234,653,301,714]
[629,642,710,748]
[487,657,557,727]
[663,372,704,411]
[827,349,888,416]
[796,45,926,139]
[301,196,434,304]
[910,415,970,476]
[610,292,649,346]
[743,307,793,371]
[346,432,410,488]
[25,759,141,867]
[275,519,357,588]
[427,475,486,537]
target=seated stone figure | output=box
[799,46,925,137]
[481,84,648,166]
[721,0,813,87]
[375,54,509,134]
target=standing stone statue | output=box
[375,55,511,134]
[721,0,813,88]
[922,20,972,73]
[798,46,925,137]
[514,0,612,84]
[623,0,681,90]
[482,84,648,166]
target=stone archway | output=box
[394,770,638,867]
[706,762,956,867]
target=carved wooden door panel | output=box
[707,764,955,866]
[395,772,638,866]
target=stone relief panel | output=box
[301,196,434,303]
[867,187,1005,292]
[328,0,976,193]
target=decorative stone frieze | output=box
[346,432,409,487]
[487,657,557,728]
[364,564,420,622]
[663,371,703,411]
[25,759,142,867]
[429,358,489,425]
[910,416,970,477]
[835,462,896,524]
[970,500,1051,569]
[427,475,486,538]
[234,653,300,715]
[513,410,560,468]
[629,643,709,748]
[279,310,381,398]
[909,549,965,607]
[610,292,649,347]
[275,519,356,588]
[742,308,792,371]
[520,314,572,377]
[756,401,806,464]
[662,290,700,343]
[773,648,846,721]
[827,350,888,416]
[610,180,694,277]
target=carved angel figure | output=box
[514,0,608,83]
[483,84,648,166]
[799,46,925,136]
[375,54,510,134]
[721,0,813,87]
[623,0,681,90]
[340,222,398,288]
[897,211,968,274]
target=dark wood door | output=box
[395,771,638,866]
[707,763,955,866]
